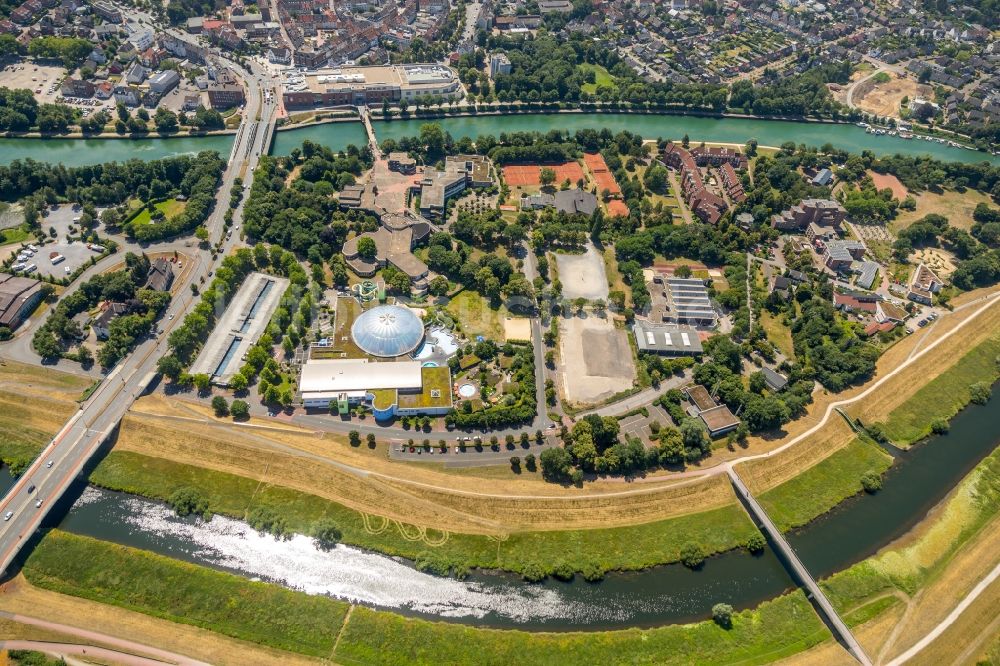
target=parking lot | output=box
[1,62,66,104]
[24,205,104,279]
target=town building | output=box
[387,152,416,174]
[92,301,130,339]
[662,143,729,224]
[148,69,180,95]
[685,384,741,438]
[282,64,463,109]
[811,168,834,186]
[907,263,943,305]
[342,213,431,295]
[656,276,718,327]
[771,199,847,231]
[719,162,746,202]
[761,367,788,392]
[418,154,492,218]
[489,52,511,78]
[520,189,598,215]
[0,273,42,330]
[60,78,94,98]
[632,321,703,356]
[299,358,453,418]
[823,239,866,271]
[144,257,174,292]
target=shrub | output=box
[580,561,606,582]
[930,418,949,434]
[312,519,343,550]
[551,562,575,581]
[680,541,706,568]
[414,551,451,577]
[744,531,767,553]
[712,603,734,628]
[861,469,883,493]
[168,487,211,520]
[246,506,289,537]
[969,381,991,405]
[520,561,547,582]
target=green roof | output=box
[397,366,453,410]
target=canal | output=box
[3,113,999,167]
[5,384,993,632]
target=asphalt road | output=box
[0,34,277,576]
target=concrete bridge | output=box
[727,467,873,666]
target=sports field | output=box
[502,162,585,187]
[583,152,622,196]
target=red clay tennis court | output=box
[584,152,622,197]
[502,162,586,186]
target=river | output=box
[2,113,998,167]
[10,383,993,632]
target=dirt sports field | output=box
[501,162,585,187]
[868,170,909,200]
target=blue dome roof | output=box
[351,305,424,358]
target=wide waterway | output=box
[0,134,235,168]
[3,112,999,167]
[5,383,993,631]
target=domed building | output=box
[350,304,425,358]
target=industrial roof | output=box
[299,359,423,394]
[633,322,704,355]
[351,304,424,357]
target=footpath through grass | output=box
[24,531,831,665]
[877,334,1000,446]
[89,450,758,578]
[757,438,893,532]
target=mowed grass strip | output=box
[23,531,348,657]
[333,593,829,666]
[757,438,893,532]
[89,450,758,576]
[879,334,1000,446]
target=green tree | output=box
[168,487,211,520]
[211,395,229,416]
[712,603,734,628]
[861,469,883,493]
[539,167,556,188]
[312,519,343,550]
[357,236,377,260]
[230,399,250,418]
[680,541,705,568]
[348,430,361,446]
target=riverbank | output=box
[2,128,237,140]
[19,530,831,665]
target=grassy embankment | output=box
[757,438,892,532]
[865,333,1000,446]
[822,442,1000,613]
[23,530,832,665]
[89,450,757,578]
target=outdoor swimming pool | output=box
[413,328,460,360]
[458,383,477,398]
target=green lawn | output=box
[579,63,616,95]
[757,438,893,532]
[0,225,31,246]
[25,531,830,665]
[88,450,758,578]
[24,531,349,657]
[444,290,506,341]
[128,199,187,226]
[877,334,1000,446]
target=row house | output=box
[663,144,728,224]
[719,162,745,203]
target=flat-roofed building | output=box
[342,213,432,294]
[418,154,493,218]
[771,198,847,231]
[387,152,416,174]
[189,272,289,386]
[0,273,42,330]
[684,383,741,437]
[283,64,463,108]
[663,277,717,327]
[299,358,453,418]
[632,321,703,357]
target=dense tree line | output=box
[122,152,226,242]
[728,61,852,118]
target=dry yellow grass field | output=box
[892,188,994,232]
[0,576,320,666]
